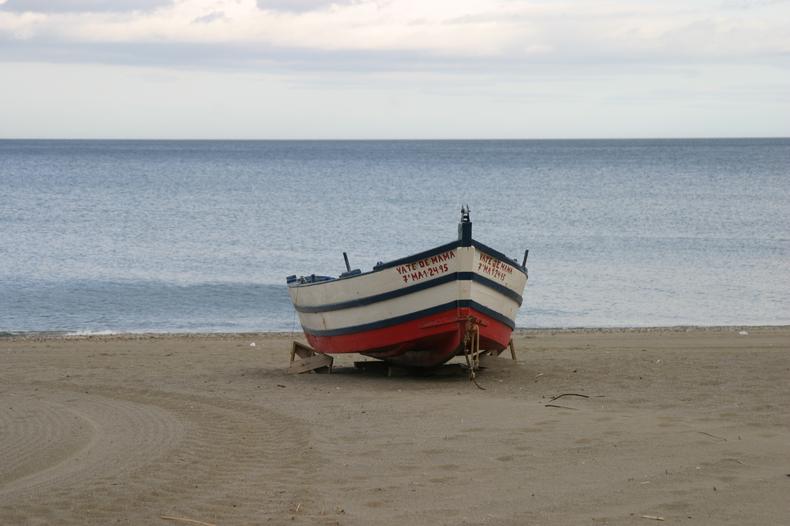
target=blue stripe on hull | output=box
[301,299,515,337]
[294,272,522,314]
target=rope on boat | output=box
[462,317,486,390]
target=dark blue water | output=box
[1,139,788,333]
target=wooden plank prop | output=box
[288,341,333,374]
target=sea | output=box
[1,139,788,334]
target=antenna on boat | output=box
[458,205,473,246]
[343,252,351,273]
[522,249,529,267]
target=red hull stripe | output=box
[306,306,514,358]
[293,271,522,314]
[301,299,515,337]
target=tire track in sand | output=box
[0,384,333,525]
[0,395,96,488]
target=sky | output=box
[1,0,789,139]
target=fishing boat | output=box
[286,208,528,368]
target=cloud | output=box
[192,10,224,24]
[722,0,790,9]
[0,0,788,72]
[0,0,172,13]
[255,0,352,14]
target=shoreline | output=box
[2,324,788,342]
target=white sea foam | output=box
[66,330,120,336]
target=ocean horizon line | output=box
[2,136,789,142]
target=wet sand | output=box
[1,327,789,525]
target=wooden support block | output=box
[289,341,333,374]
[354,360,415,377]
[354,361,388,372]
[508,339,518,362]
[291,341,317,361]
[288,353,333,374]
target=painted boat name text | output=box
[396,250,455,283]
[477,253,514,282]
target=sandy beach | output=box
[1,327,789,525]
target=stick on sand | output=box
[160,516,217,526]
[549,393,590,401]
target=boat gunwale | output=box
[287,238,527,289]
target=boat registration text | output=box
[396,250,456,284]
